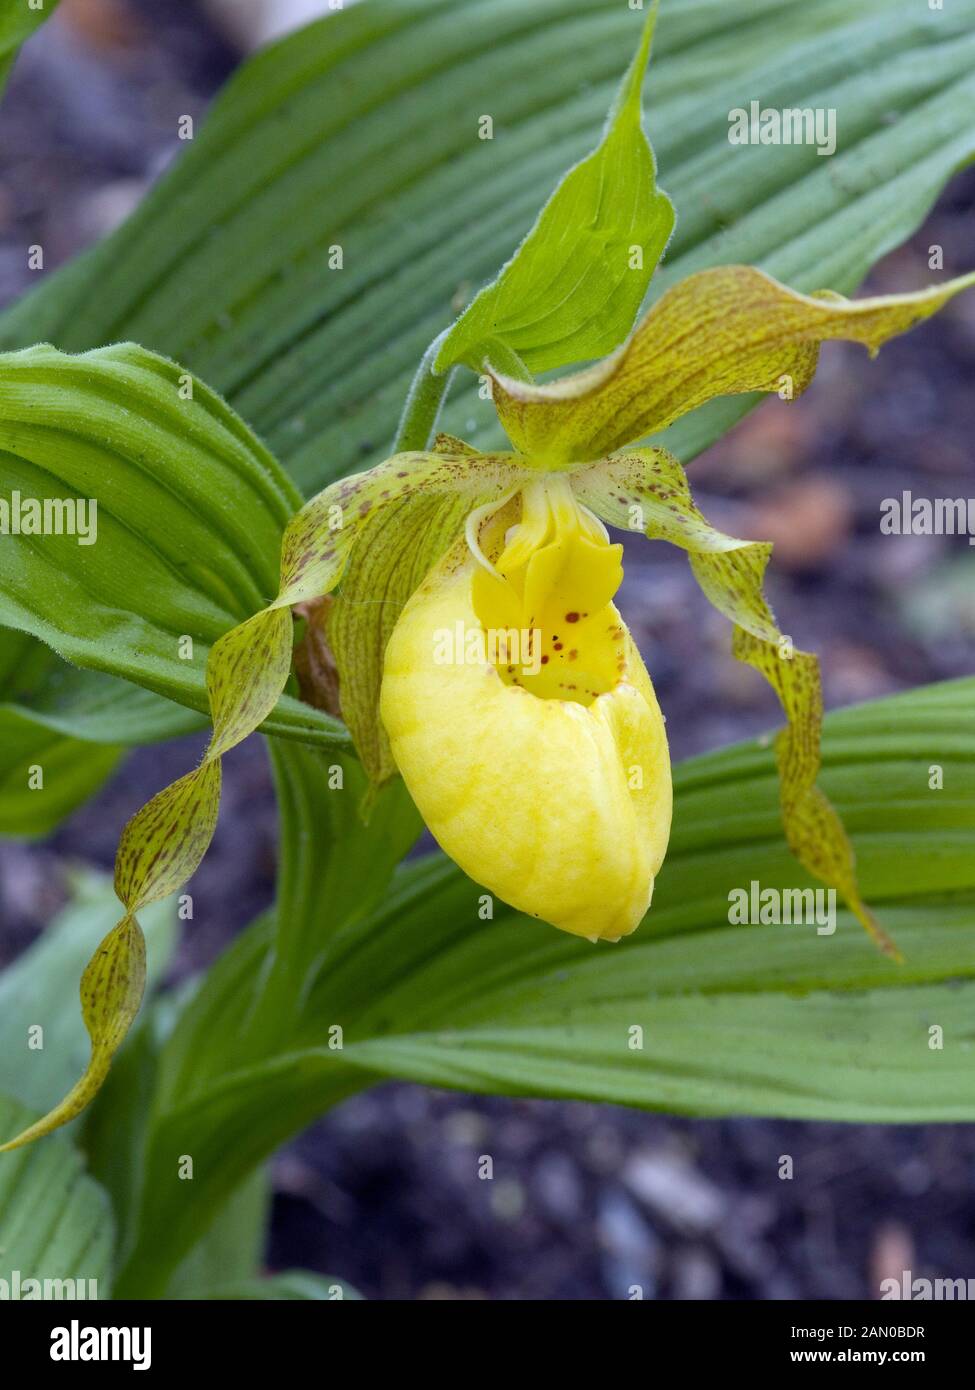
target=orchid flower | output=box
[5,2,973,1154]
[99,261,975,984]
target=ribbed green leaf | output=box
[317,678,975,1121]
[0,342,347,749]
[0,531,206,840]
[0,709,121,837]
[0,627,126,836]
[200,1271,361,1301]
[2,0,972,770]
[0,627,204,746]
[111,678,975,1294]
[170,1169,270,1299]
[1,0,971,495]
[0,1091,114,1297]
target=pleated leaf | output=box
[0,1091,114,1295]
[112,679,975,1292]
[0,341,345,749]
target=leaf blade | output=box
[435,1,673,376]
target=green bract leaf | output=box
[434,1,673,377]
[0,1091,115,1296]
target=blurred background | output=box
[1,0,974,1299]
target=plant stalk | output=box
[393,328,453,452]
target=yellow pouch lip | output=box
[380,543,672,942]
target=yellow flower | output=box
[8,0,973,1158]
[225,264,974,960]
[8,264,972,1155]
[381,475,671,940]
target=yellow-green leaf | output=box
[490,266,975,462]
[114,762,224,911]
[0,0,62,99]
[575,446,897,956]
[0,914,146,1152]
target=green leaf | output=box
[0,626,204,746]
[0,341,347,750]
[0,708,121,837]
[0,628,134,840]
[0,626,201,840]
[0,1090,114,1297]
[434,0,673,376]
[307,677,975,1123]
[1,0,972,496]
[113,678,975,1294]
[169,1168,271,1299]
[111,739,419,1297]
[0,0,61,99]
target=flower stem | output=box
[394,328,453,452]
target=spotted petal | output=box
[328,440,527,788]
[575,446,898,957]
[490,265,975,462]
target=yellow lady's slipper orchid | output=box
[5,0,973,1162]
[6,261,973,1155]
[324,265,974,966]
[380,476,671,941]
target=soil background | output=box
[1,0,973,1300]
